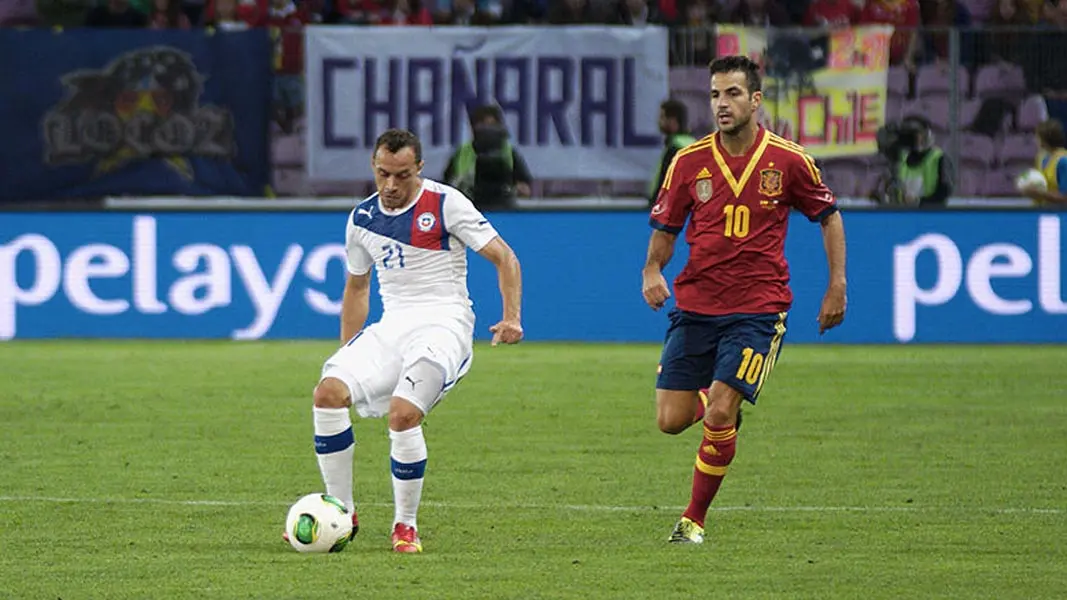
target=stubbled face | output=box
[710,70,761,135]
[372,146,422,209]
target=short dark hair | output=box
[469,104,504,127]
[1037,119,1065,149]
[373,129,422,163]
[708,55,762,94]
[660,99,688,130]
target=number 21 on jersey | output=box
[723,204,750,238]
[381,242,405,269]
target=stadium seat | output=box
[974,62,1028,103]
[915,63,969,99]
[982,168,1020,196]
[887,65,910,99]
[960,98,983,129]
[272,134,303,167]
[958,133,996,169]
[957,166,985,196]
[885,94,904,123]
[1016,95,1050,132]
[902,97,951,134]
[997,133,1038,169]
[821,162,860,197]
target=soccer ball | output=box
[284,493,354,553]
[1015,168,1048,193]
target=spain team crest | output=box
[759,169,783,197]
[695,179,713,203]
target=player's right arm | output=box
[340,213,374,344]
[642,154,693,311]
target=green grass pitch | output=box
[0,341,1065,599]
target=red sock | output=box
[682,424,737,527]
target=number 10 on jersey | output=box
[381,243,406,269]
[723,204,750,238]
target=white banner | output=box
[305,26,669,182]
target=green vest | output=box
[648,134,697,199]
[448,141,514,198]
[898,148,943,204]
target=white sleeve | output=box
[443,192,499,252]
[345,214,373,275]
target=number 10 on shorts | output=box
[735,347,764,384]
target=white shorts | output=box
[320,313,474,419]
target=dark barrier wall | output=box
[0,211,1064,343]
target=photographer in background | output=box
[890,115,954,207]
[648,99,696,206]
[444,105,533,212]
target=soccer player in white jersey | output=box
[297,129,523,553]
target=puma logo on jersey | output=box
[405,375,422,389]
[357,207,373,218]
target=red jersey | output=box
[649,127,837,316]
[802,0,860,27]
[859,0,920,64]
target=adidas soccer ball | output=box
[1015,168,1048,193]
[284,493,353,553]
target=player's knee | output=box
[656,391,697,435]
[704,404,736,427]
[388,397,424,431]
[313,378,352,409]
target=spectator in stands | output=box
[921,0,971,62]
[974,0,1034,65]
[434,0,497,24]
[1019,119,1067,205]
[648,99,696,206]
[267,0,310,133]
[860,0,920,69]
[385,0,434,23]
[547,0,607,23]
[802,0,860,27]
[502,0,549,23]
[205,0,256,27]
[149,0,193,27]
[608,0,664,24]
[896,114,954,206]
[443,104,534,212]
[85,0,149,26]
[679,0,716,64]
[722,0,790,25]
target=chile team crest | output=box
[759,168,784,198]
[416,211,437,232]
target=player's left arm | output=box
[788,154,847,334]
[477,237,524,345]
[445,193,524,345]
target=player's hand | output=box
[642,268,671,311]
[490,319,523,346]
[818,281,847,334]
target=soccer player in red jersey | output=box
[642,55,848,544]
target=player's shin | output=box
[389,425,427,529]
[313,407,356,513]
[682,423,738,527]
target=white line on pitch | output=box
[0,495,1061,515]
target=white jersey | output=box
[344,178,498,320]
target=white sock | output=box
[389,426,427,530]
[313,407,355,513]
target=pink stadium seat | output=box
[982,168,1020,196]
[915,63,969,98]
[974,62,1028,102]
[959,133,996,168]
[887,65,910,99]
[885,94,904,123]
[273,168,308,196]
[1016,95,1049,132]
[272,135,302,167]
[821,163,860,197]
[902,97,951,134]
[957,166,985,196]
[960,98,983,128]
[997,133,1038,168]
